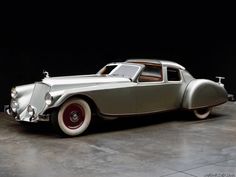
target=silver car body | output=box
[7,59,228,122]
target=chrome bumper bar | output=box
[4,105,50,122]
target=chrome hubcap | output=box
[70,111,80,122]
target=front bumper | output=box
[5,105,17,118]
[5,105,50,122]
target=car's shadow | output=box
[4,110,227,138]
[87,110,226,134]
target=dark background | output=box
[1,10,236,110]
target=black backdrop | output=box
[1,22,236,110]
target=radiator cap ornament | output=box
[43,70,50,78]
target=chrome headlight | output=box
[11,87,17,99]
[45,92,53,105]
[11,100,19,113]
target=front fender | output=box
[182,79,228,109]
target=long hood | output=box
[42,74,131,87]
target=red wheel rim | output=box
[63,103,85,129]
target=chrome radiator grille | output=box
[29,83,50,115]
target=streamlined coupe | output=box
[6,59,228,136]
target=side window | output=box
[167,68,181,81]
[138,65,162,82]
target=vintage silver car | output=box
[6,59,228,136]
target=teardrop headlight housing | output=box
[45,92,53,105]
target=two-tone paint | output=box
[7,59,228,123]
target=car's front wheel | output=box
[51,98,92,136]
[193,107,211,119]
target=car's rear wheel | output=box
[51,99,92,136]
[193,108,211,119]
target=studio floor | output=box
[0,102,236,177]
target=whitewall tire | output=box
[52,99,92,136]
[193,108,211,119]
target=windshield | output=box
[110,65,140,79]
[98,64,141,80]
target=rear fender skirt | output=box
[182,79,228,109]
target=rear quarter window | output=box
[167,68,181,81]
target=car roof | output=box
[126,59,185,70]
